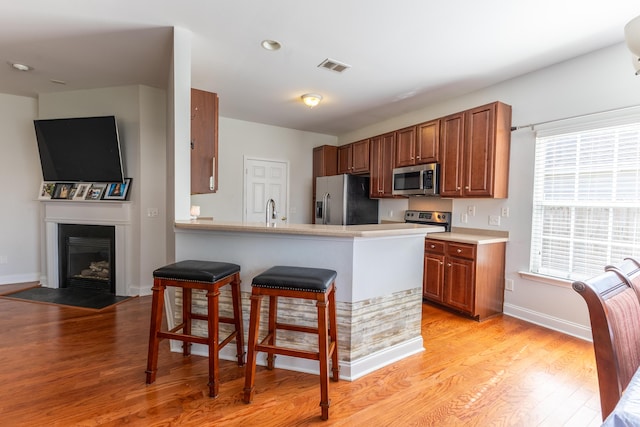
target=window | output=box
[530,116,640,281]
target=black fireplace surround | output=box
[58,224,116,294]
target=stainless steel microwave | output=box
[392,163,440,196]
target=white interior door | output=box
[244,157,289,223]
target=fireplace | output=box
[58,224,116,294]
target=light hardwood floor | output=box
[0,282,601,426]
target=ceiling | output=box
[1,1,639,136]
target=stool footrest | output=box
[256,339,336,362]
[275,322,318,335]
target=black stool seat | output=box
[153,260,240,283]
[251,266,337,293]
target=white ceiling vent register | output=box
[317,58,351,73]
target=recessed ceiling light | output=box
[9,62,33,72]
[261,39,282,51]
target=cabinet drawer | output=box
[425,239,445,254]
[447,243,476,259]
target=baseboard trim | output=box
[173,336,425,381]
[0,273,41,286]
[503,302,592,341]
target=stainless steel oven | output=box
[404,210,451,232]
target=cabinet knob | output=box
[430,244,435,249]
[416,156,421,159]
[457,187,461,190]
[447,263,452,267]
[457,249,462,253]
[411,157,414,160]
[465,186,469,190]
[440,261,443,265]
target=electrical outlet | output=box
[460,213,468,224]
[467,205,476,216]
[489,215,501,226]
[505,279,514,291]
[501,207,510,217]
[147,208,159,217]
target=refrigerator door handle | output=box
[323,192,330,224]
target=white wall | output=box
[0,94,39,284]
[191,117,337,223]
[338,42,640,339]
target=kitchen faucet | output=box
[265,198,277,226]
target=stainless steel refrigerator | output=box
[315,174,379,225]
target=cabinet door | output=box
[313,145,337,177]
[445,256,475,314]
[190,89,218,194]
[439,112,464,197]
[369,136,383,197]
[464,104,495,197]
[416,120,439,164]
[394,126,416,168]
[423,252,445,302]
[381,132,396,197]
[337,145,352,174]
[351,139,370,173]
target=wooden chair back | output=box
[606,257,640,297]
[572,270,640,420]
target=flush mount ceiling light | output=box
[625,15,640,74]
[9,62,33,71]
[301,93,323,108]
[261,39,282,51]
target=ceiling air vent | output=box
[317,58,351,73]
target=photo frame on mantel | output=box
[73,183,91,200]
[52,183,74,199]
[103,178,131,201]
[38,182,56,200]
[85,183,106,201]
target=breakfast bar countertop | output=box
[174,219,444,238]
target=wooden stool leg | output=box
[145,279,165,384]
[182,288,192,356]
[230,273,245,366]
[317,297,331,421]
[329,285,339,381]
[207,286,221,398]
[266,295,277,370]
[243,292,262,403]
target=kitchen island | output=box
[171,219,443,380]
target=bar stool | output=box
[145,260,244,398]
[243,265,339,420]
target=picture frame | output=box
[52,183,74,199]
[73,183,91,200]
[38,182,56,200]
[103,178,131,201]
[85,183,107,201]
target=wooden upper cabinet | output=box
[439,101,511,198]
[338,140,370,174]
[190,89,219,195]
[313,145,338,178]
[416,119,440,164]
[370,132,396,198]
[439,112,465,197]
[394,126,417,168]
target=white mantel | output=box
[42,201,133,296]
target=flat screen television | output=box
[34,115,125,183]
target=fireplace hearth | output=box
[58,224,116,294]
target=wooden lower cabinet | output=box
[423,238,505,321]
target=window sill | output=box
[518,271,573,288]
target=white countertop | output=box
[426,228,509,244]
[175,219,444,238]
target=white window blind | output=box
[530,121,640,281]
